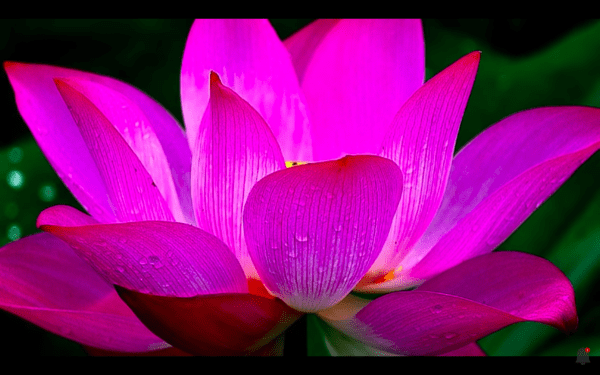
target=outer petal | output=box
[363,52,480,284]
[4,62,191,224]
[53,77,192,224]
[243,155,402,312]
[320,251,577,356]
[192,72,286,279]
[54,79,175,223]
[38,206,248,297]
[181,19,312,162]
[299,19,425,161]
[401,106,600,284]
[116,287,301,356]
[0,233,166,352]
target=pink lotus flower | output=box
[1,19,595,356]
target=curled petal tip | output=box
[209,71,222,85]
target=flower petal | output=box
[298,19,425,161]
[363,52,480,284]
[320,251,576,356]
[243,155,402,312]
[116,287,301,355]
[4,62,191,223]
[191,72,286,279]
[283,19,341,84]
[181,19,312,162]
[52,77,192,224]
[404,106,600,283]
[38,206,248,297]
[418,251,578,333]
[0,233,166,352]
[54,79,175,223]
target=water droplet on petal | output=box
[430,304,443,314]
[295,233,308,242]
[139,257,148,265]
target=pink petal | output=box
[321,251,576,356]
[52,77,192,224]
[181,19,312,162]
[363,52,480,283]
[418,251,577,333]
[54,79,175,223]
[191,72,286,279]
[243,155,402,312]
[283,19,341,84]
[405,106,600,282]
[38,206,248,297]
[298,19,425,161]
[0,233,166,352]
[4,62,192,223]
[116,287,301,355]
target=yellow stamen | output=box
[285,161,308,168]
[374,266,403,284]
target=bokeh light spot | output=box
[39,184,56,202]
[7,170,24,189]
[7,225,21,241]
[8,147,23,164]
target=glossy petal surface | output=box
[54,77,190,223]
[38,207,247,297]
[366,52,480,281]
[0,233,165,352]
[117,287,301,355]
[322,252,576,355]
[192,73,285,278]
[181,19,312,161]
[55,79,175,223]
[244,155,402,312]
[4,62,191,223]
[404,106,600,283]
[299,19,425,161]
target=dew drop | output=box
[139,257,148,265]
[116,266,125,273]
[148,255,162,269]
[430,304,443,314]
[295,233,308,242]
[444,333,457,339]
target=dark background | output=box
[1,19,599,356]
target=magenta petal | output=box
[0,233,166,352]
[407,107,600,280]
[324,290,520,356]
[283,19,341,84]
[181,19,312,162]
[38,207,248,297]
[299,19,425,161]
[418,251,577,333]
[52,77,192,224]
[243,155,402,312]
[54,79,175,223]
[192,72,286,278]
[367,52,480,279]
[4,62,191,223]
[324,252,576,356]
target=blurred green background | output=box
[1,19,599,356]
